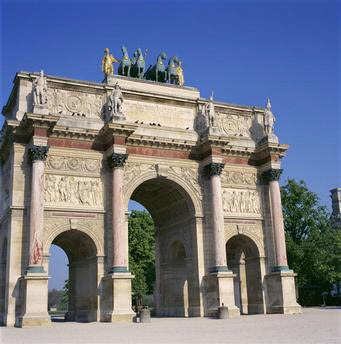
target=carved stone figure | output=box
[264,98,275,135]
[105,83,125,122]
[101,48,118,77]
[222,189,261,214]
[33,70,48,106]
[44,175,103,207]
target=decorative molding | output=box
[204,162,225,177]
[28,145,49,162]
[221,170,257,186]
[261,169,282,183]
[107,153,128,168]
[46,155,101,174]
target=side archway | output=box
[226,234,264,314]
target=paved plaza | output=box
[1,307,340,344]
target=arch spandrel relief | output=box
[225,223,265,257]
[123,161,203,214]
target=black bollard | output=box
[217,303,229,319]
[140,306,151,323]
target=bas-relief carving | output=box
[216,112,253,138]
[46,88,104,118]
[46,155,101,174]
[124,99,194,127]
[221,170,257,186]
[222,189,261,215]
[44,174,103,207]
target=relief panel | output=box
[44,174,103,208]
[222,188,261,215]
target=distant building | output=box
[330,188,341,228]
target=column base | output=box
[205,271,240,318]
[16,271,51,328]
[100,272,135,323]
[265,270,302,315]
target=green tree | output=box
[281,179,341,304]
[58,279,69,311]
[128,210,155,301]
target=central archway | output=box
[129,177,201,317]
[50,229,98,322]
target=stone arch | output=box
[124,168,203,217]
[225,225,265,257]
[226,234,264,315]
[43,221,104,257]
[126,171,202,317]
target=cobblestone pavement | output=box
[1,307,340,344]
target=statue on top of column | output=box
[102,48,118,77]
[32,70,48,106]
[104,83,125,123]
[263,98,278,142]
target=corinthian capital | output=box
[28,145,49,162]
[107,153,128,168]
[261,168,283,183]
[204,162,225,177]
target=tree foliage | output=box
[128,210,155,299]
[281,179,341,304]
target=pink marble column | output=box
[108,153,128,273]
[262,169,288,271]
[206,162,228,272]
[27,145,49,272]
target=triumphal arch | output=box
[0,59,301,326]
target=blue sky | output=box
[1,0,339,289]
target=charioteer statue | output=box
[101,46,185,86]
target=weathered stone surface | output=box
[0,71,299,327]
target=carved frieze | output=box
[46,88,104,118]
[216,112,253,138]
[44,174,103,207]
[46,155,101,174]
[221,170,257,186]
[222,189,261,214]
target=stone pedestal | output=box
[16,273,51,327]
[101,273,135,322]
[207,271,240,318]
[33,104,49,115]
[265,271,301,314]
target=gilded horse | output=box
[118,46,131,77]
[144,52,168,83]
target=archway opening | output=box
[49,229,98,322]
[226,234,264,315]
[129,177,200,317]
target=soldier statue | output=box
[33,70,48,105]
[106,83,124,122]
[102,48,118,77]
[264,98,275,135]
